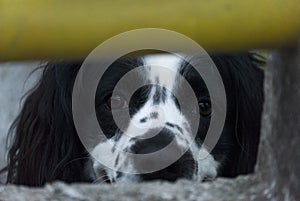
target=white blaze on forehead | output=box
[144,54,181,91]
[123,54,184,138]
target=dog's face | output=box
[6,52,263,186]
[91,53,240,183]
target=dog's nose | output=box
[130,128,195,182]
[132,128,174,154]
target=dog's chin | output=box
[92,166,217,184]
[92,168,195,184]
[92,151,218,184]
[116,170,195,183]
[134,161,196,182]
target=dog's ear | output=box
[212,53,264,176]
[226,53,265,175]
[6,61,89,186]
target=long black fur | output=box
[4,53,264,186]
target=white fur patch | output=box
[191,144,219,181]
[145,54,181,91]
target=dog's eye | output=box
[199,100,212,117]
[105,94,128,110]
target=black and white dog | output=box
[5,52,264,186]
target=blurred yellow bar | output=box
[0,0,299,61]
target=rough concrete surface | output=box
[256,43,300,200]
[1,176,268,201]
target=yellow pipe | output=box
[0,0,299,61]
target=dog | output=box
[5,52,264,186]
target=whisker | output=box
[93,175,111,184]
[50,156,90,180]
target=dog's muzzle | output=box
[128,128,196,181]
